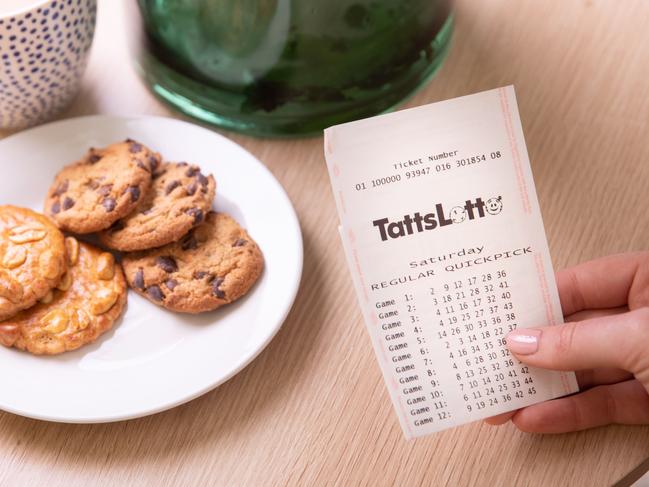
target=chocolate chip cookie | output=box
[44,139,159,233]
[122,212,263,313]
[98,162,216,252]
[0,206,66,321]
[0,238,127,355]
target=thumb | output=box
[505,308,649,373]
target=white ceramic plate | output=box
[0,115,303,423]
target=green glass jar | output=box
[131,0,453,137]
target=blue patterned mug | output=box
[0,0,96,130]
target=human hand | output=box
[485,252,649,433]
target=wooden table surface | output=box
[2,1,649,485]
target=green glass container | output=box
[131,0,453,137]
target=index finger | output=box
[556,251,649,316]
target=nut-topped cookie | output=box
[0,238,127,355]
[122,212,263,313]
[98,162,216,252]
[0,206,66,321]
[44,139,159,234]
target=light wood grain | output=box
[1,1,649,486]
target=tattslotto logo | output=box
[372,196,503,242]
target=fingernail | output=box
[506,329,542,355]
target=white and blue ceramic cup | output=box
[0,0,96,130]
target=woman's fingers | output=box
[488,253,649,432]
[575,368,633,389]
[485,367,632,426]
[511,380,649,433]
[484,411,517,425]
[557,252,649,316]
[506,308,649,373]
[565,306,628,323]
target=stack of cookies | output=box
[0,206,126,354]
[0,139,263,355]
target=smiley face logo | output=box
[486,196,503,215]
[449,206,466,223]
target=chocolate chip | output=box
[109,220,125,233]
[129,141,143,153]
[156,256,178,273]
[53,180,68,196]
[181,234,198,251]
[137,160,150,172]
[233,238,247,247]
[124,185,141,202]
[87,179,100,190]
[197,173,209,187]
[62,197,75,210]
[193,270,210,280]
[211,277,225,299]
[149,155,159,172]
[185,166,199,177]
[177,162,189,167]
[133,268,145,290]
[51,200,61,214]
[165,279,178,291]
[165,180,181,195]
[98,184,113,196]
[88,153,101,164]
[103,197,117,212]
[146,285,165,302]
[185,208,203,225]
[186,182,198,196]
